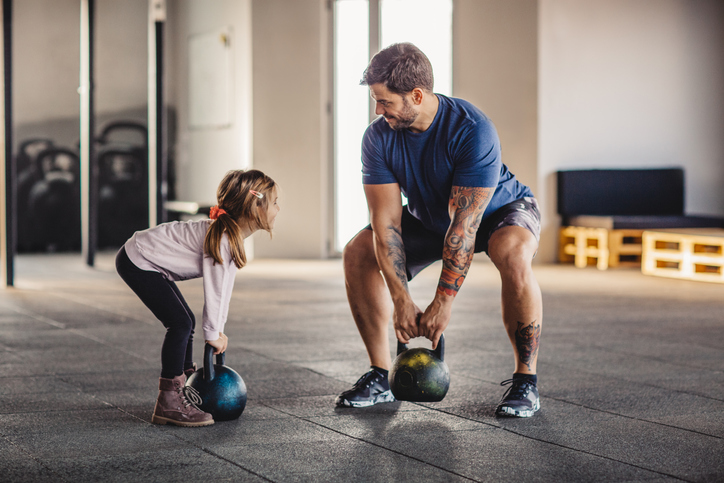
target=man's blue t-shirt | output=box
[362,94,533,235]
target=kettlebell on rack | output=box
[185,344,247,421]
[389,333,450,402]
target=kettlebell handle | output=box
[203,343,226,381]
[396,333,445,361]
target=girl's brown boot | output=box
[151,374,214,427]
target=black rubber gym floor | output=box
[0,253,722,482]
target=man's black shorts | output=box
[364,197,541,280]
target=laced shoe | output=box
[496,377,540,418]
[151,374,214,427]
[184,363,197,380]
[336,368,396,408]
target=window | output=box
[333,0,452,252]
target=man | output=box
[335,43,542,418]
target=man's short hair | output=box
[360,42,434,94]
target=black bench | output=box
[557,168,724,229]
[557,168,724,268]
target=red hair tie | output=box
[209,206,227,220]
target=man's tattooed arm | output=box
[438,186,494,297]
[386,224,408,290]
[364,183,420,342]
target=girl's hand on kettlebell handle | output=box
[206,333,228,354]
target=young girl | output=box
[115,169,279,427]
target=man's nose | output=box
[375,104,385,116]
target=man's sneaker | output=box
[495,377,540,418]
[336,368,396,408]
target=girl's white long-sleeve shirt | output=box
[123,219,238,341]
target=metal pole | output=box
[148,0,166,228]
[155,18,166,225]
[1,0,13,287]
[80,0,96,266]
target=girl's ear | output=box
[251,200,265,228]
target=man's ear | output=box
[410,88,425,105]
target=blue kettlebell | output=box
[185,344,247,421]
[389,333,450,402]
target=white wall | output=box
[251,0,332,259]
[168,0,254,207]
[453,0,538,197]
[538,0,724,261]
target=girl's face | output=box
[263,188,280,228]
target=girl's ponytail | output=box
[203,169,277,269]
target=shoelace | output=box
[499,378,532,400]
[180,385,204,408]
[352,370,381,390]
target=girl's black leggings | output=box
[115,247,196,379]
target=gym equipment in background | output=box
[16,138,55,252]
[26,147,81,252]
[390,333,450,402]
[96,121,148,248]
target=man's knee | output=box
[488,226,537,275]
[343,229,377,273]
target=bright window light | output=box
[334,0,370,253]
[381,0,452,96]
[334,0,453,252]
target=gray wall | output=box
[14,0,79,149]
[14,0,79,127]
[95,0,147,117]
[14,0,147,149]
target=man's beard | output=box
[385,96,418,131]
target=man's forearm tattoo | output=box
[515,320,541,370]
[438,187,493,296]
[386,225,408,288]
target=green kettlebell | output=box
[389,333,450,402]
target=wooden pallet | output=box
[559,226,644,270]
[607,229,644,268]
[641,229,724,283]
[559,226,609,270]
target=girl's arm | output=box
[201,239,238,352]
